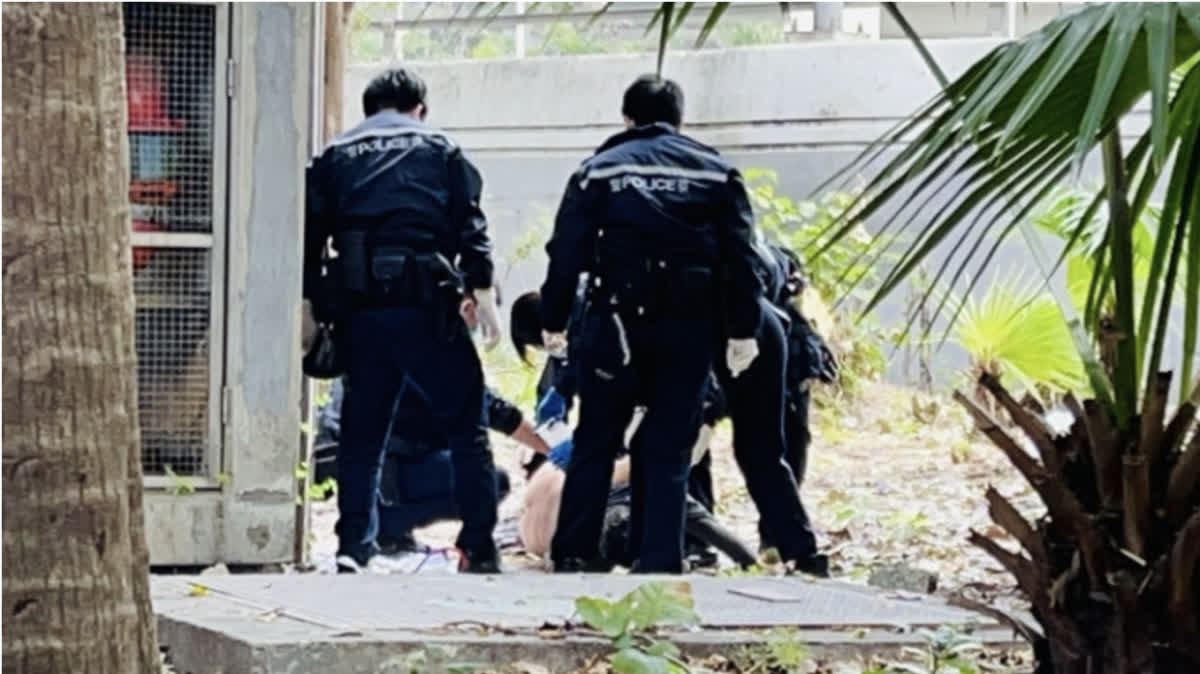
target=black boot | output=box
[787,553,830,578]
[459,546,502,574]
[684,540,719,570]
[552,556,610,573]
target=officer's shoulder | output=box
[418,122,461,152]
[670,133,729,169]
[574,151,611,180]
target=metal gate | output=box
[124,3,228,482]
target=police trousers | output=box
[550,309,713,573]
[716,298,818,562]
[337,307,497,564]
[378,449,510,544]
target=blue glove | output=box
[547,439,573,470]
[535,388,568,424]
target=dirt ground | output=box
[309,382,1037,610]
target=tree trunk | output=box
[2,4,160,673]
[323,2,353,142]
[962,373,1200,673]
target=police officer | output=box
[693,238,834,575]
[539,75,764,573]
[304,68,504,574]
[376,387,531,554]
[772,244,838,491]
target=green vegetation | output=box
[575,581,699,673]
[947,273,1088,398]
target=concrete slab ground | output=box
[153,573,1023,673]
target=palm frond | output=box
[585,2,615,30]
[882,2,949,89]
[694,2,731,48]
[950,273,1090,395]
[598,2,1200,413]
[657,3,675,76]
[814,2,1200,416]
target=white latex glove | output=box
[726,337,759,378]
[624,406,647,449]
[472,288,502,351]
[542,330,568,358]
[690,424,714,467]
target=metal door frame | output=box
[138,1,231,491]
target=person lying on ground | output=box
[513,239,838,574]
[519,411,757,570]
[510,288,731,568]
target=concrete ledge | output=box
[154,574,1026,673]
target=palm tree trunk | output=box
[964,373,1200,674]
[324,2,354,141]
[2,3,160,672]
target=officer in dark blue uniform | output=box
[692,240,836,574]
[771,245,839,490]
[304,68,504,574]
[375,388,526,554]
[539,75,765,573]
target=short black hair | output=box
[621,74,684,127]
[509,291,544,364]
[362,68,427,117]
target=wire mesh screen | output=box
[125,3,218,476]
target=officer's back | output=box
[306,72,493,303]
[303,68,502,575]
[540,75,763,574]
[582,126,732,271]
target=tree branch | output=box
[1162,374,1199,459]
[1100,130,1138,431]
[956,390,1108,584]
[969,530,1086,657]
[1082,398,1123,510]
[979,372,1062,477]
[1140,370,1172,490]
[984,485,1048,566]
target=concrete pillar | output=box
[813,2,843,38]
[515,1,526,58]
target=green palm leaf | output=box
[950,273,1090,395]
[812,3,1200,418]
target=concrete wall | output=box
[342,39,1170,388]
[221,1,313,563]
[877,2,1074,39]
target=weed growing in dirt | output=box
[575,581,700,673]
[731,627,810,673]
